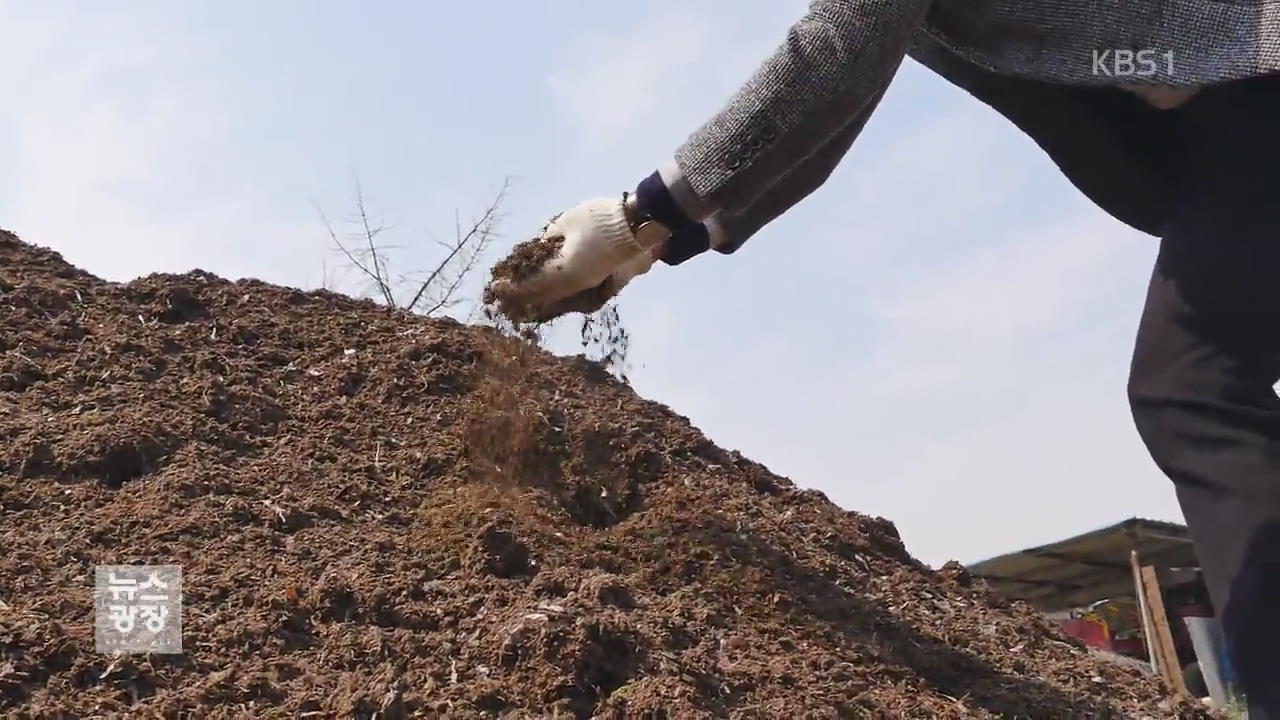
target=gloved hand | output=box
[519,248,655,322]
[485,197,663,323]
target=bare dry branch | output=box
[321,176,510,317]
[406,177,510,314]
[353,179,397,308]
[320,206,385,298]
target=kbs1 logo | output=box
[1092,49,1175,77]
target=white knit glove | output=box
[486,197,659,322]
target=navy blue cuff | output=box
[660,223,711,266]
[635,171,693,230]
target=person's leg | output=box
[1128,76,1280,715]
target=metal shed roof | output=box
[965,518,1199,613]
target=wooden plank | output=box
[1141,564,1188,694]
[1131,550,1160,676]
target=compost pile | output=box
[0,231,1205,718]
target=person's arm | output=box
[633,0,932,232]
[660,75,892,266]
[487,0,932,322]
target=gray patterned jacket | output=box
[661,0,1280,250]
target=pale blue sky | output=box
[1,1,1184,567]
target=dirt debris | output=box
[483,228,632,380]
[580,303,631,382]
[485,235,564,290]
[0,230,1207,718]
[482,214,633,380]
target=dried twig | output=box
[407,177,510,314]
[321,206,387,304]
[353,178,397,308]
[321,176,509,316]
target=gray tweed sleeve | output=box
[669,0,932,216]
[710,77,890,255]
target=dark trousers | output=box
[1127,75,1280,715]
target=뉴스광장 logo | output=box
[94,565,183,654]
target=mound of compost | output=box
[0,231,1203,718]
